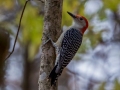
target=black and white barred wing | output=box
[57,28,83,72]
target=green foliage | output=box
[0,0,14,9]
[99,82,106,90]
[114,79,120,90]
[95,0,120,20]
[103,0,120,11]
[16,4,43,60]
[0,0,44,60]
[98,80,120,90]
[97,7,106,20]
[62,0,85,26]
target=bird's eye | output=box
[79,17,83,20]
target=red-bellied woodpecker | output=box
[48,11,88,86]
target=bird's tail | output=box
[49,65,58,86]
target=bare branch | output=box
[5,0,30,60]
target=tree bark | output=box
[38,0,63,90]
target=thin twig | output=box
[5,0,30,60]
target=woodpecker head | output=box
[67,11,88,34]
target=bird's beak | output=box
[67,11,76,18]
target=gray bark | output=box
[38,0,63,90]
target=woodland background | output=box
[0,0,120,90]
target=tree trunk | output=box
[38,0,63,90]
[0,29,10,88]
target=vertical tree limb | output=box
[39,0,63,90]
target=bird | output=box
[48,11,88,86]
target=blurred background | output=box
[0,0,120,90]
